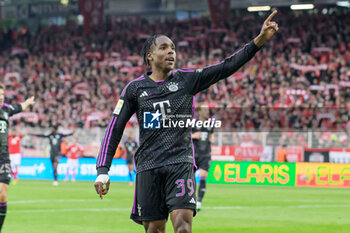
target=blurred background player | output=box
[8,127,25,183]
[123,132,138,185]
[277,144,288,163]
[0,83,35,232]
[65,137,84,182]
[31,126,74,186]
[192,103,214,211]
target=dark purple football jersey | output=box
[97,41,260,174]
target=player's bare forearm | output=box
[20,96,35,111]
[254,10,279,47]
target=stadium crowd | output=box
[0,10,350,147]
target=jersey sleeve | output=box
[96,83,137,175]
[62,133,74,138]
[7,104,22,117]
[31,134,49,138]
[192,125,199,133]
[182,41,260,94]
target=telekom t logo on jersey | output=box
[153,100,171,118]
[0,121,6,133]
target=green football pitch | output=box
[3,180,350,233]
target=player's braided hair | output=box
[141,34,164,68]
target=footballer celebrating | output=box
[0,83,35,231]
[31,126,73,186]
[123,132,138,185]
[192,103,214,211]
[95,11,278,233]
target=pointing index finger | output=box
[94,182,103,199]
[265,10,277,23]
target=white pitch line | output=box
[7,204,350,214]
[8,199,110,204]
[278,200,350,203]
[8,208,129,214]
[204,204,350,210]
[9,199,350,205]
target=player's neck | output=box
[148,69,172,82]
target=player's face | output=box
[199,104,210,119]
[11,128,17,136]
[149,36,176,72]
[0,89,4,106]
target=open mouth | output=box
[165,57,175,62]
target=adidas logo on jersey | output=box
[139,91,148,98]
[189,198,196,204]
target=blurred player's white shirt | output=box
[260,146,272,162]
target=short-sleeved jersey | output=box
[124,140,138,157]
[192,121,213,156]
[97,41,260,174]
[0,104,22,163]
[67,144,84,159]
[9,134,23,154]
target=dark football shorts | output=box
[50,154,61,164]
[126,154,134,165]
[0,162,11,185]
[130,162,197,224]
[195,154,211,172]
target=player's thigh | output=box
[67,158,78,168]
[0,162,11,189]
[165,163,196,213]
[72,159,79,169]
[0,182,9,202]
[199,168,208,178]
[51,154,60,165]
[126,155,134,166]
[131,168,168,222]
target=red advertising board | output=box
[211,145,264,161]
[296,163,350,188]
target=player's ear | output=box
[147,52,153,63]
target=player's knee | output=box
[174,221,191,233]
[173,216,191,233]
[199,170,208,178]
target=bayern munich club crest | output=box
[167,82,179,92]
